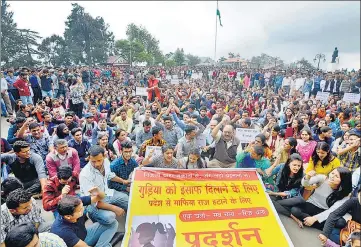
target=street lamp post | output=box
[313,53,326,70]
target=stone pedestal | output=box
[327,62,339,72]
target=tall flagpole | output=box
[214,0,218,65]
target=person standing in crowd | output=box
[39,69,53,98]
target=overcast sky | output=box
[8,1,361,69]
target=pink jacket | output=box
[46,147,80,179]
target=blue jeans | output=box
[1,99,7,116]
[87,191,129,225]
[329,228,341,245]
[53,89,59,98]
[84,221,118,247]
[83,82,90,90]
[41,90,53,98]
[20,96,33,105]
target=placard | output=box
[166,75,172,80]
[121,169,294,247]
[343,93,360,103]
[196,134,206,147]
[236,128,259,143]
[145,146,162,158]
[171,79,180,84]
[315,92,329,103]
[136,87,148,96]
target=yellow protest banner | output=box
[121,168,294,247]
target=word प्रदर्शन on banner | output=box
[122,168,294,247]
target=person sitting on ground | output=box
[272,137,298,164]
[313,126,334,147]
[266,154,304,211]
[142,144,180,168]
[1,177,23,204]
[79,145,129,246]
[306,142,341,177]
[52,123,71,142]
[318,188,361,247]
[337,131,360,172]
[139,126,166,158]
[91,117,114,145]
[176,125,199,160]
[97,132,118,161]
[289,167,352,229]
[296,128,317,164]
[50,193,118,247]
[208,117,240,168]
[112,128,131,157]
[16,119,54,163]
[46,139,81,180]
[108,142,138,194]
[42,165,77,216]
[5,222,67,247]
[179,148,207,169]
[68,128,91,168]
[0,141,47,195]
[0,188,52,246]
[135,120,153,149]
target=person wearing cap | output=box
[146,70,160,102]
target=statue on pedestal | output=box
[331,47,338,63]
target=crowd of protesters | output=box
[0,64,360,247]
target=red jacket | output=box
[147,78,161,101]
[13,78,31,96]
[42,176,77,211]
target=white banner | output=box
[136,87,148,96]
[343,93,360,103]
[236,128,259,143]
[145,146,162,158]
[315,92,330,103]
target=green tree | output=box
[165,59,176,67]
[173,48,185,66]
[228,52,235,58]
[297,58,315,70]
[186,54,201,66]
[64,3,114,65]
[125,23,163,64]
[1,2,41,67]
[114,39,150,64]
[38,35,71,66]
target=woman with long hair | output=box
[97,132,117,161]
[285,118,304,139]
[265,125,283,153]
[296,128,317,165]
[280,108,294,129]
[180,148,207,169]
[112,128,131,157]
[267,153,304,201]
[142,144,180,168]
[252,133,272,159]
[290,167,352,229]
[273,137,298,164]
[306,142,341,176]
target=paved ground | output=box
[1,117,321,247]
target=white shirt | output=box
[295,77,305,90]
[79,158,115,197]
[320,80,326,91]
[1,78,8,92]
[138,115,156,127]
[282,77,291,87]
